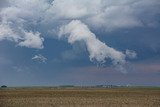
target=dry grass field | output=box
[0,87,160,107]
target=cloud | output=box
[1,0,159,46]
[32,54,47,63]
[0,24,19,41]
[18,31,44,49]
[0,24,44,49]
[126,49,137,59]
[0,0,159,69]
[0,0,46,49]
[59,20,126,66]
[0,0,10,10]
[47,0,160,30]
[48,0,89,19]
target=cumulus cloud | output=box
[32,54,47,63]
[0,24,19,41]
[18,31,44,49]
[59,20,126,66]
[0,24,44,49]
[0,0,159,37]
[47,0,160,30]
[0,0,46,49]
[1,0,159,46]
[0,0,159,69]
[126,50,137,59]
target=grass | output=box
[0,87,160,107]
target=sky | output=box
[0,0,160,86]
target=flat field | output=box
[0,87,160,107]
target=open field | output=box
[0,87,160,107]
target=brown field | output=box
[0,87,160,107]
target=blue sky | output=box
[0,0,160,86]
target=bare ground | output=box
[0,88,160,107]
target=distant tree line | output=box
[1,85,7,88]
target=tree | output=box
[1,85,7,88]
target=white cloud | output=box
[0,0,47,49]
[59,20,126,66]
[47,0,159,31]
[126,49,137,59]
[0,24,20,41]
[1,0,159,45]
[0,0,159,69]
[0,24,44,49]
[18,31,44,49]
[48,0,89,19]
[32,54,47,63]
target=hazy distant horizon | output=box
[0,0,160,86]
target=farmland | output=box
[0,87,160,107]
